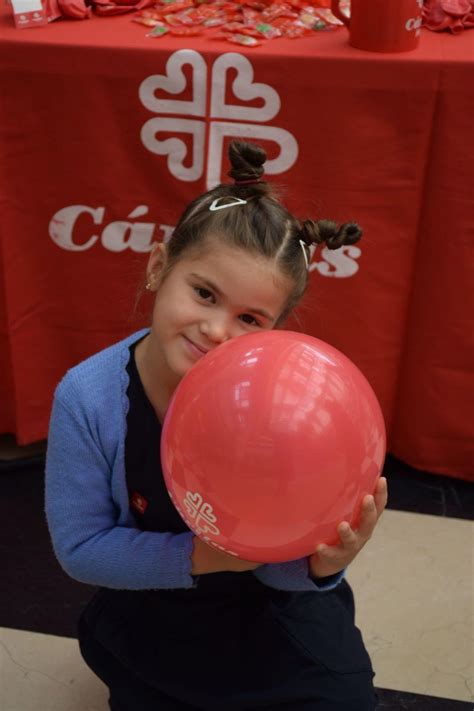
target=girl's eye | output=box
[195,287,214,301]
[240,314,261,327]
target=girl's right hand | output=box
[191,536,262,574]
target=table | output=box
[1,8,473,480]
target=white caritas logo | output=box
[139,49,298,189]
[48,204,361,278]
[48,49,361,277]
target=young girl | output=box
[45,140,387,711]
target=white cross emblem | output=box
[183,491,221,537]
[139,50,298,190]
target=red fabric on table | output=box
[390,61,474,478]
[0,8,473,479]
[0,245,16,435]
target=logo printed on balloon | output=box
[183,491,221,536]
[139,50,298,191]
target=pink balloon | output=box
[161,331,386,563]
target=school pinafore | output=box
[78,337,376,711]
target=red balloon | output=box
[161,331,386,563]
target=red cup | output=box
[331,0,423,53]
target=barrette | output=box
[209,197,247,212]
[299,239,310,270]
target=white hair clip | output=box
[299,239,310,270]
[209,196,247,211]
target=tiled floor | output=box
[1,436,473,710]
[348,510,473,702]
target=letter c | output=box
[49,205,105,251]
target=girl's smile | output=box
[182,335,210,360]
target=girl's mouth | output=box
[182,336,209,359]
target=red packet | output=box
[254,20,282,36]
[313,7,343,25]
[133,14,157,23]
[163,11,185,23]
[222,19,247,30]
[158,0,193,12]
[224,31,262,44]
[11,0,48,27]
[169,24,203,33]
[203,14,228,25]
[147,22,169,34]
[241,7,259,21]
[261,2,297,20]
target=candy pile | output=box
[132,0,349,45]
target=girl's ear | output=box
[146,242,167,291]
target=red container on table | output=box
[331,0,423,52]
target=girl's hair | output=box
[161,140,362,324]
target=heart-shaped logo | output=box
[184,491,203,514]
[200,502,217,523]
[139,50,299,189]
[207,122,298,190]
[139,49,206,117]
[141,117,205,182]
[211,53,280,123]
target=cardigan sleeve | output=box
[253,560,345,592]
[45,386,196,591]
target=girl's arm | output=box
[45,390,196,590]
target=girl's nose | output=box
[199,315,231,344]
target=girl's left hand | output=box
[309,476,388,580]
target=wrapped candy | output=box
[224,31,263,44]
[169,23,203,32]
[132,0,353,43]
[147,22,169,33]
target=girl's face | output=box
[145,241,292,391]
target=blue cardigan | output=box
[45,329,343,593]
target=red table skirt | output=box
[0,10,473,480]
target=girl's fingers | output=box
[374,477,388,516]
[337,521,358,547]
[316,543,332,557]
[356,496,378,540]
[315,481,388,559]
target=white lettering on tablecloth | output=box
[49,205,170,252]
[310,244,361,278]
[48,204,360,278]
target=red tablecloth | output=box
[1,9,473,479]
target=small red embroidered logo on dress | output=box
[131,491,148,514]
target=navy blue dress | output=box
[78,337,376,711]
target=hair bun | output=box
[227,140,266,182]
[300,219,362,250]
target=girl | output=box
[45,140,387,711]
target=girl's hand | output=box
[191,535,262,575]
[308,476,388,580]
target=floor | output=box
[1,434,472,711]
